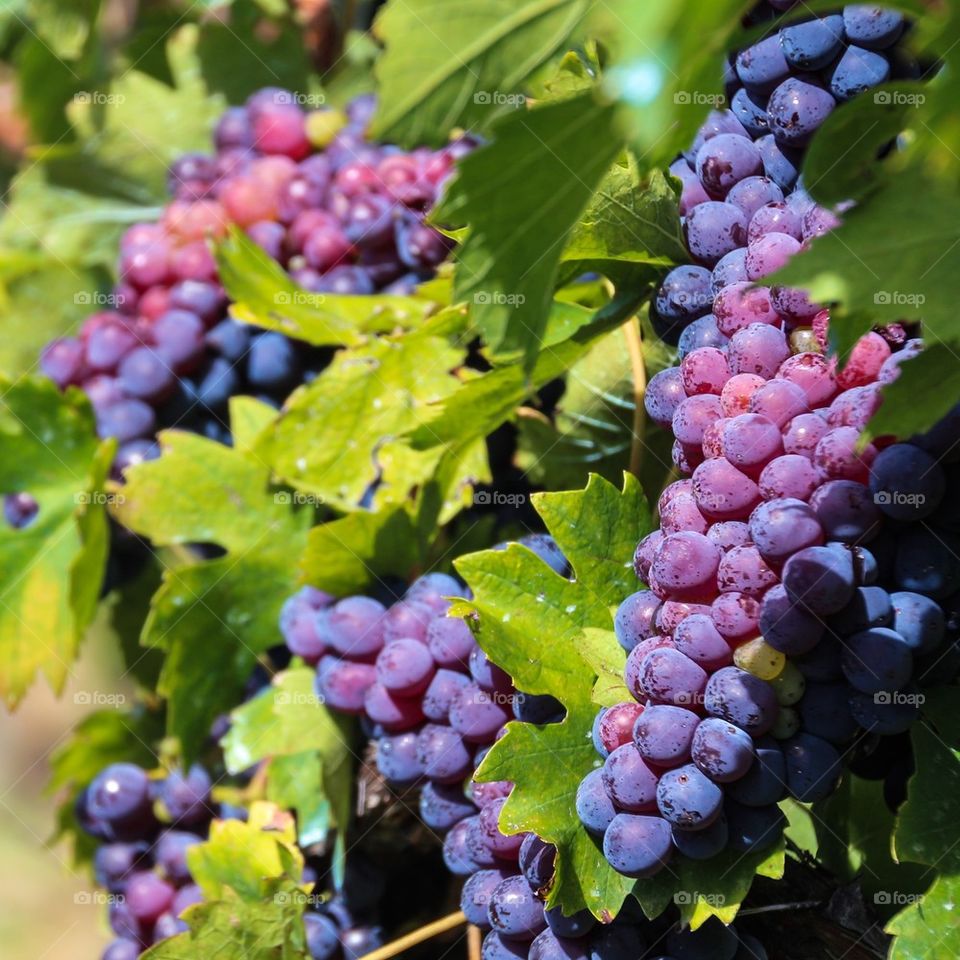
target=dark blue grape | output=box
[779,16,846,70]
[782,733,842,801]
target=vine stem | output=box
[622,314,646,478]
[357,911,467,960]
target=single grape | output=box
[704,667,779,736]
[602,813,673,878]
[655,763,723,829]
[576,768,617,836]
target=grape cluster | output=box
[74,759,386,960]
[576,3,960,883]
[75,760,214,958]
[657,3,912,384]
[39,89,468,473]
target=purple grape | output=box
[782,544,856,614]
[530,929,589,960]
[843,6,904,49]
[678,316,730,358]
[691,717,755,783]
[726,737,786,806]
[731,87,772,138]
[632,704,700,767]
[462,869,513,928]
[160,765,212,826]
[601,744,660,812]
[735,35,791,93]
[725,800,786,851]
[488,875,548,941]
[782,733,842,801]
[829,45,891,100]
[841,626,913,694]
[759,584,824,655]
[695,134,763,198]
[377,730,423,784]
[414,723,472,782]
[94,842,149,893]
[672,614,733,671]
[85,764,155,839]
[519,835,556,890]
[666,918,739,960]
[727,175,784,219]
[576,768,617,836]
[655,763,723,829]
[154,830,200,885]
[602,813,673,878]
[704,667,778,736]
[797,682,859,744]
[126,871,175,924]
[779,15,846,70]
[305,913,341,960]
[684,202,748,265]
[645,367,686,428]
[419,781,476,830]
[767,77,836,147]
[711,247,750,292]
[316,658,376,714]
[102,940,141,960]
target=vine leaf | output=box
[409,294,643,457]
[457,474,651,918]
[864,344,960,444]
[436,93,624,371]
[143,803,308,960]
[561,161,686,272]
[255,327,473,512]
[215,229,433,347]
[371,0,589,146]
[113,425,312,763]
[0,377,112,707]
[222,667,354,850]
[887,689,960,959]
[770,175,960,368]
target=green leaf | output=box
[459,474,651,918]
[145,804,308,960]
[215,229,434,347]
[813,776,932,917]
[221,667,355,852]
[194,1,312,104]
[371,0,589,146]
[887,874,960,960]
[887,689,960,959]
[437,93,624,369]
[66,25,225,201]
[255,329,468,511]
[864,345,960,443]
[300,506,422,595]
[141,892,307,960]
[770,175,960,362]
[577,627,629,707]
[187,802,304,901]
[27,0,100,60]
[894,691,960,874]
[0,378,112,706]
[802,84,920,207]
[595,0,747,170]
[561,160,686,270]
[410,294,643,453]
[113,429,312,761]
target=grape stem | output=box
[622,313,646,478]
[468,923,482,960]
[738,900,823,915]
[356,910,467,960]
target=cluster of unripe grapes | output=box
[38,90,467,474]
